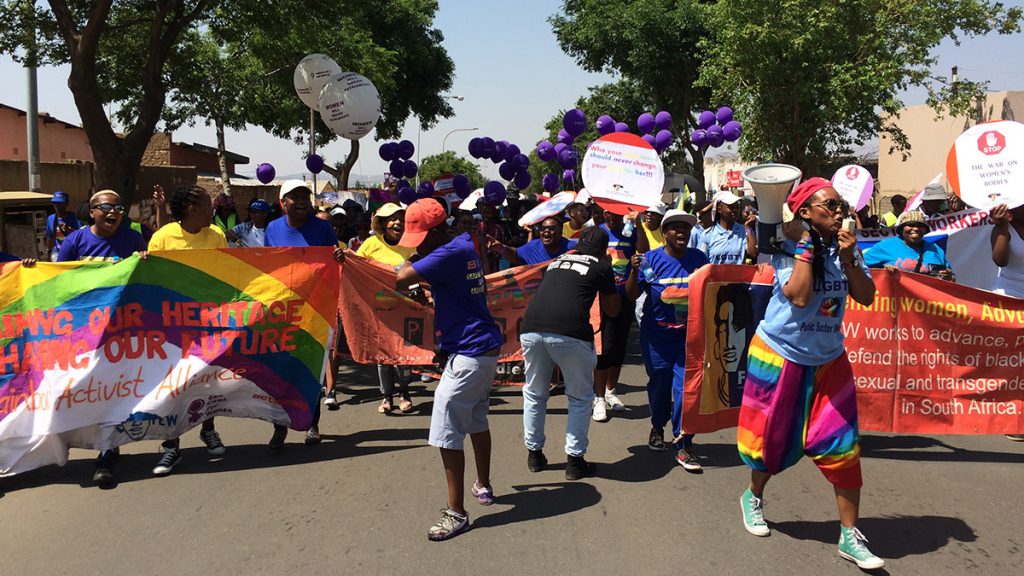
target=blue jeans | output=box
[640,329,693,449]
[521,332,597,456]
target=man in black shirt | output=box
[519,226,620,480]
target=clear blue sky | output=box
[2,0,1023,183]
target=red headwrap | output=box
[787,177,833,213]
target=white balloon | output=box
[318,72,381,140]
[293,54,342,110]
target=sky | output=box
[2,0,1024,184]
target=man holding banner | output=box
[735,177,884,570]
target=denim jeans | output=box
[521,332,598,456]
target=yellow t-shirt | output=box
[355,234,414,267]
[643,224,665,250]
[563,221,585,239]
[149,222,228,251]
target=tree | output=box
[550,0,713,181]
[699,0,1023,175]
[419,151,485,189]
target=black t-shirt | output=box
[522,253,617,342]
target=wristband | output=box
[793,238,814,263]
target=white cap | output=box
[712,190,742,206]
[279,179,312,201]
[329,206,347,217]
[660,209,698,231]
[646,203,668,216]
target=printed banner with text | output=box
[684,265,1024,435]
[0,248,339,476]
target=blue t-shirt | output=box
[265,217,338,247]
[46,212,81,252]
[231,221,267,247]
[57,226,146,262]
[863,236,952,274]
[639,246,710,335]
[412,233,503,356]
[516,238,570,265]
[756,238,870,365]
[0,251,18,262]
[602,224,637,296]
[695,222,749,264]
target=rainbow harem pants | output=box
[736,334,862,489]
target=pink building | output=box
[0,103,94,163]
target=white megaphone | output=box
[743,163,802,254]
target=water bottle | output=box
[623,218,635,238]
[639,254,656,283]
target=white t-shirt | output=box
[993,226,1024,298]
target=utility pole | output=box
[26,8,41,192]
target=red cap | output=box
[787,177,833,213]
[398,198,447,248]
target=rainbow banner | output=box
[0,248,339,476]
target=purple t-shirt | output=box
[57,226,146,262]
[412,233,502,356]
[516,237,570,265]
[265,217,338,247]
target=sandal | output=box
[378,398,393,414]
[398,393,414,413]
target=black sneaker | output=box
[565,454,597,480]
[675,446,703,473]
[648,427,668,452]
[268,424,288,450]
[92,466,115,487]
[324,390,340,411]
[152,447,182,476]
[304,426,322,445]
[527,449,547,472]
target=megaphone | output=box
[743,163,802,254]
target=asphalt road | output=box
[2,342,1022,576]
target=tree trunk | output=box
[338,139,360,191]
[215,114,232,196]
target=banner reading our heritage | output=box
[683,265,1024,435]
[0,248,339,476]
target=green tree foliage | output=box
[419,151,485,189]
[699,0,1023,175]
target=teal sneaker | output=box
[740,488,770,536]
[838,526,885,569]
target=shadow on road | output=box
[472,481,602,529]
[772,515,977,559]
[860,435,1024,464]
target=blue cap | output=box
[51,191,69,203]
[248,199,271,212]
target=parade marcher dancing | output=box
[396,199,502,541]
[486,216,571,266]
[519,226,619,479]
[625,210,709,470]
[736,178,883,570]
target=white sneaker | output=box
[592,397,609,422]
[604,390,626,412]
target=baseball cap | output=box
[329,206,347,217]
[660,209,698,231]
[645,203,668,216]
[712,190,742,206]
[398,198,447,248]
[279,179,312,201]
[249,199,271,212]
[342,199,363,211]
[922,184,946,201]
[374,202,404,219]
[51,191,69,204]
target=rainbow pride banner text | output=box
[0,248,339,476]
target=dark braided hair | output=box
[796,197,828,292]
[168,186,206,222]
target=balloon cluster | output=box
[536,108,590,193]
[635,111,674,153]
[690,107,742,148]
[293,54,381,141]
[468,136,532,191]
[379,140,418,180]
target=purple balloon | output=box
[557,147,579,169]
[614,122,629,133]
[654,111,672,131]
[378,143,395,162]
[512,153,530,170]
[562,169,575,183]
[468,137,483,159]
[505,144,521,162]
[452,174,470,194]
[707,125,725,147]
[389,159,405,176]
[403,160,418,179]
[690,129,708,147]
[642,134,657,147]
[397,179,411,190]
[563,108,587,138]
[397,186,418,205]
[397,140,415,160]
[716,106,734,125]
[698,110,716,130]
[455,185,472,200]
[557,129,574,146]
[493,140,508,161]
[554,142,568,156]
[654,129,673,151]
[514,171,531,189]
[542,173,559,193]
[480,137,496,159]
[416,181,434,199]
[256,163,276,184]
[483,181,506,205]
[498,161,517,181]
[595,115,615,135]
[722,120,743,142]
[305,154,324,174]
[637,113,656,134]
[537,141,556,163]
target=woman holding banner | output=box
[863,210,955,281]
[736,178,884,570]
[356,203,416,413]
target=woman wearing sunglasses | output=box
[736,178,884,570]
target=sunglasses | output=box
[810,199,850,215]
[91,203,126,214]
[538,225,560,232]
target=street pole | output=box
[26,12,40,192]
[310,109,317,202]
[443,127,479,154]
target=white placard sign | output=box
[582,133,665,215]
[946,120,1024,210]
[830,164,873,211]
